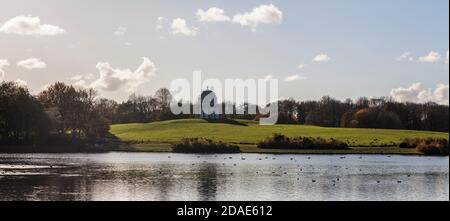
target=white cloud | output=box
[313,54,331,62]
[155,16,166,31]
[0,59,9,69]
[390,83,449,105]
[0,59,9,80]
[397,51,449,63]
[114,26,127,36]
[197,7,231,22]
[70,75,84,81]
[396,52,415,62]
[171,18,198,36]
[17,58,47,70]
[14,79,28,87]
[418,51,442,63]
[284,74,307,82]
[390,83,424,103]
[72,79,88,88]
[84,73,95,80]
[297,64,306,69]
[232,4,283,31]
[0,15,65,36]
[74,57,157,92]
[71,73,95,83]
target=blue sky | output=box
[0,0,448,103]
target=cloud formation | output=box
[155,16,166,31]
[313,54,331,62]
[114,26,127,36]
[297,64,306,69]
[171,18,198,36]
[397,50,449,64]
[418,51,442,63]
[73,57,157,92]
[197,7,231,22]
[0,59,9,80]
[284,74,307,82]
[390,83,449,105]
[396,52,415,62]
[0,15,65,36]
[232,4,283,31]
[17,58,47,70]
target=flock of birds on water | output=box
[164,154,412,186]
[0,155,415,186]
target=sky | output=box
[0,0,449,104]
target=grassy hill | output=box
[110,119,449,154]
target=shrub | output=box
[400,138,449,156]
[399,138,422,149]
[416,138,449,156]
[172,138,241,154]
[258,134,349,150]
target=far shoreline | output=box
[2,144,444,156]
[0,149,449,157]
[112,142,430,156]
[1,136,449,156]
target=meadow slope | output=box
[110,119,449,154]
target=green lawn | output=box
[110,119,449,154]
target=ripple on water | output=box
[0,164,66,170]
[0,153,447,201]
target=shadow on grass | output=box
[102,132,126,151]
[205,119,249,127]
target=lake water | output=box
[0,153,448,201]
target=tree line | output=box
[1,81,448,148]
[0,81,179,147]
[101,91,448,132]
[277,96,448,132]
[1,82,109,146]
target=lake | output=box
[0,153,448,201]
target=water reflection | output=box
[196,164,218,201]
[0,153,448,201]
